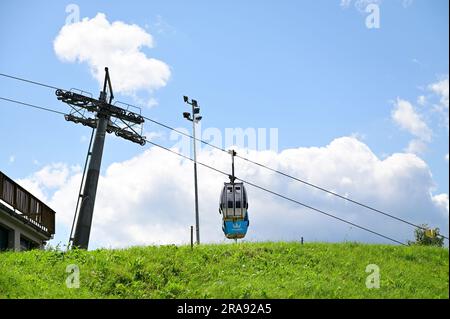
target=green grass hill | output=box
[0,242,448,299]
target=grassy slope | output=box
[0,242,448,299]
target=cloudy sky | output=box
[0,0,448,249]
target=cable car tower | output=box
[56,67,146,249]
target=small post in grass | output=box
[301,237,304,245]
[190,226,194,250]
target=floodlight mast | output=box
[56,67,146,250]
[183,96,202,245]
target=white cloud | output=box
[340,0,353,8]
[417,95,427,106]
[350,132,366,141]
[429,78,449,110]
[428,77,449,129]
[393,77,449,156]
[432,194,449,219]
[392,98,432,141]
[54,13,171,98]
[8,155,15,163]
[129,93,159,108]
[143,130,165,142]
[152,15,176,35]
[19,137,448,249]
[405,139,427,155]
[16,163,81,202]
[33,163,72,189]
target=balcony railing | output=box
[0,171,55,235]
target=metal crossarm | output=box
[64,114,97,129]
[56,89,144,124]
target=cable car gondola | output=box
[219,150,250,239]
[219,182,249,239]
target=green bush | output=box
[408,224,445,247]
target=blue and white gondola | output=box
[219,182,249,239]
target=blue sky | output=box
[0,0,448,247]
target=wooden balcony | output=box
[0,171,55,236]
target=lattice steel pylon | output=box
[56,67,146,249]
